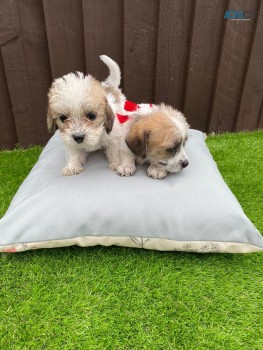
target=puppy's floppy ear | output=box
[126,131,150,158]
[47,106,56,134]
[104,103,115,134]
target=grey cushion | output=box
[0,130,262,253]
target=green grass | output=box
[0,131,263,350]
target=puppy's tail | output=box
[100,55,121,88]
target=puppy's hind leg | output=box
[62,146,87,176]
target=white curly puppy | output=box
[47,69,116,176]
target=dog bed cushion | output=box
[0,130,262,253]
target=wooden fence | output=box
[0,0,262,149]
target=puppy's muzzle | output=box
[72,134,85,144]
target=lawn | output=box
[0,131,263,350]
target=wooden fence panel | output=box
[235,1,263,131]
[154,0,192,110]
[0,0,262,149]
[0,0,17,149]
[209,0,258,132]
[19,0,52,145]
[183,0,226,131]
[0,54,17,149]
[0,0,51,147]
[124,0,158,102]
[43,0,86,79]
[83,0,123,82]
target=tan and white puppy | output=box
[103,57,190,179]
[125,105,189,179]
[47,71,115,176]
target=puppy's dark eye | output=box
[166,144,180,153]
[59,115,68,123]
[86,112,97,121]
[159,161,167,166]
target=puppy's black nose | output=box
[73,134,85,144]
[182,160,189,168]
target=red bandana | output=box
[116,100,153,123]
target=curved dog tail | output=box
[100,55,121,88]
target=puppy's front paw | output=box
[108,162,119,171]
[62,165,84,176]
[116,164,136,177]
[147,166,167,179]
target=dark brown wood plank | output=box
[154,0,192,110]
[0,0,51,147]
[83,0,123,82]
[183,0,226,131]
[19,0,53,145]
[124,0,158,102]
[209,0,258,133]
[235,1,263,131]
[0,53,17,149]
[43,0,86,79]
[0,0,34,147]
